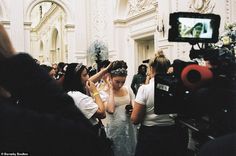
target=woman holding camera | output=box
[103,60,137,156]
[131,54,188,156]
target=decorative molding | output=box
[25,0,74,24]
[128,0,156,16]
[130,27,156,39]
[24,21,32,30]
[31,4,58,31]
[113,19,127,25]
[130,18,156,32]
[114,7,156,25]
[0,20,10,26]
[65,24,75,29]
[189,0,216,13]
[127,7,156,22]
[24,21,32,27]
[152,1,158,7]
[0,20,10,29]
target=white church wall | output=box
[30,5,66,63]
[23,0,77,63]
[85,0,116,67]
[73,0,87,64]
[114,0,158,85]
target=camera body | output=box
[155,12,236,151]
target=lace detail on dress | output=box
[105,86,137,156]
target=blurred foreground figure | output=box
[0,23,109,156]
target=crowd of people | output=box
[0,21,234,156]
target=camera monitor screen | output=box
[168,12,221,43]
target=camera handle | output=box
[189,43,213,60]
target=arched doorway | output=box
[29,2,66,64]
[24,0,75,64]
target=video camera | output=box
[154,12,236,144]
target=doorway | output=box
[29,2,66,64]
[135,36,154,66]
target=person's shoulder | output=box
[68,91,83,95]
[13,53,34,62]
[136,83,148,93]
[140,80,154,92]
[68,91,88,98]
[17,52,32,57]
[1,52,34,66]
[124,85,133,92]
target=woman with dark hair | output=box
[131,53,188,156]
[63,63,106,133]
[63,63,89,94]
[103,60,137,156]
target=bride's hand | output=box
[105,77,113,90]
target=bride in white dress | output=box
[102,60,137,156]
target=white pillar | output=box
[65,24,76,63]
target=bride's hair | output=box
[109,60,128,77]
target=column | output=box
[65,24,76,63]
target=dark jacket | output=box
[0,53,108,155]
[0,98,102,156]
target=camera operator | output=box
[199,52,236,150]
[175,48,236,155]
[131,54,188,156]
